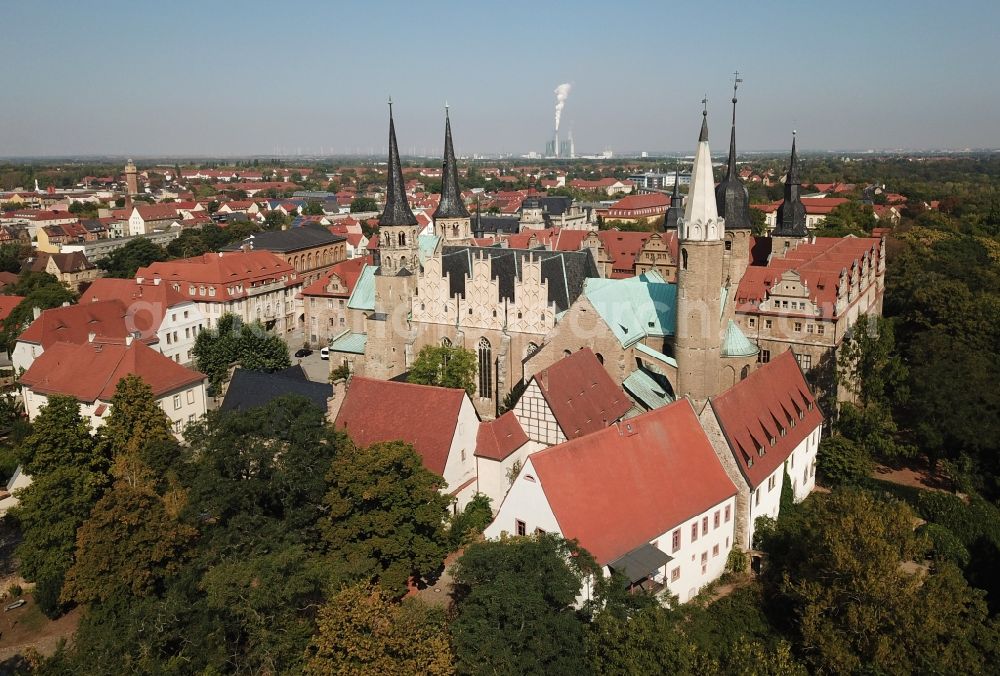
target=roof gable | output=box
[531,348,632,439]
[709,351,823,488]
[529,400,737,564]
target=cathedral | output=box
[354,90,884,418]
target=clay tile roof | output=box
[475,411,528,460]
[301,256,370,297]
[596,230,653,276]
[0,295,25,323]
[608,193,669,211]
[20,339,205,402]
[334,377,468,475]
[18,299,158,348]
[709,351,824,488]
[528,399,737,564]
[531,348,632,439]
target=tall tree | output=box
[11,397,109,617]
[408,344,477,395]
[451,534,598,675]
[762,490,999,674]
[304,583,454,675]
[97,375,173,487]
[193,314,290,395]
[61,484,196,605]
[321,440,450,596]
[98,237,167,278]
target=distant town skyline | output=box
[1,0,998,157]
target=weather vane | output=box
[732,70,742,98]
[701,95,708,115]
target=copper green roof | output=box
[330,331,367,355]
[347,264,375,311]
[721,319,759,358]
[583,276,676,348]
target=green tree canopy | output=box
[350,197,378,213]
[762,490,999,674]
[321,440,450,596]
[304,583,454,675]
[61,483,197,605]
[98,237,167,278]
[192,314,291,394]
[408,344,477,395]
[451,534,598,675]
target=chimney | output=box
[327,376,350,422]
[88,331,96,343]
[32,307,41,320]
[61,301,70,307]
[125,333,135,346]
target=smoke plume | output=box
[554,83,571,131]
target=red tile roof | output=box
[334,377,468,475]
[528,399,737,564]
[132,204,182,221]
[0,295,25,323]
[18,299,157,348]
[531,348,632,439]
[136,251,298,302]
[475,411,529,461]
[80,278,190,336]
[735,236,882,319]
[301,256,370,297]
[596,230,654,277]
[20,339,205,402]
[607,193,669,211]
[709,351,823,488]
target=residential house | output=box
[80,277,205,365]
[20,337,208,437]
[330,376,481,511]
[221,224,347,287]
[485,399,738,602]
[301,256,370,348]
[24,251,101,291]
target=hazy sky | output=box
[2,0,997,157]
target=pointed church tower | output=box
[772,132,808,254]
[368,100,419,381]
[714,76,753,286]
[377,99,420,275]
[675,106,725,411]
[433,105,472,242]
[663,169,684,232]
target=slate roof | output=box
[527,399,737,565]
[379,108,418,227]
[432,111,471,220]
[439,245,598,313]
[520,196,573,216]
[709,350,823,489]
[220,367,331,412]
[530,348,631,440]
[221,224,345,253]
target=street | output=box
[286,331,330,383]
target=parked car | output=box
[294,348,312,358]
[320,347,330,360]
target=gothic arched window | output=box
[477,337,492,398]
[681,248,688,270]
[399,232,406,247]
[741,365,750,380]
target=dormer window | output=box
[769,436,776,446]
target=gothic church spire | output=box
[378,98,418,227]
[774,131,807,237]
[433,105,470,220]
[715,73,751,230]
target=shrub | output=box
[919,523,970,567]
